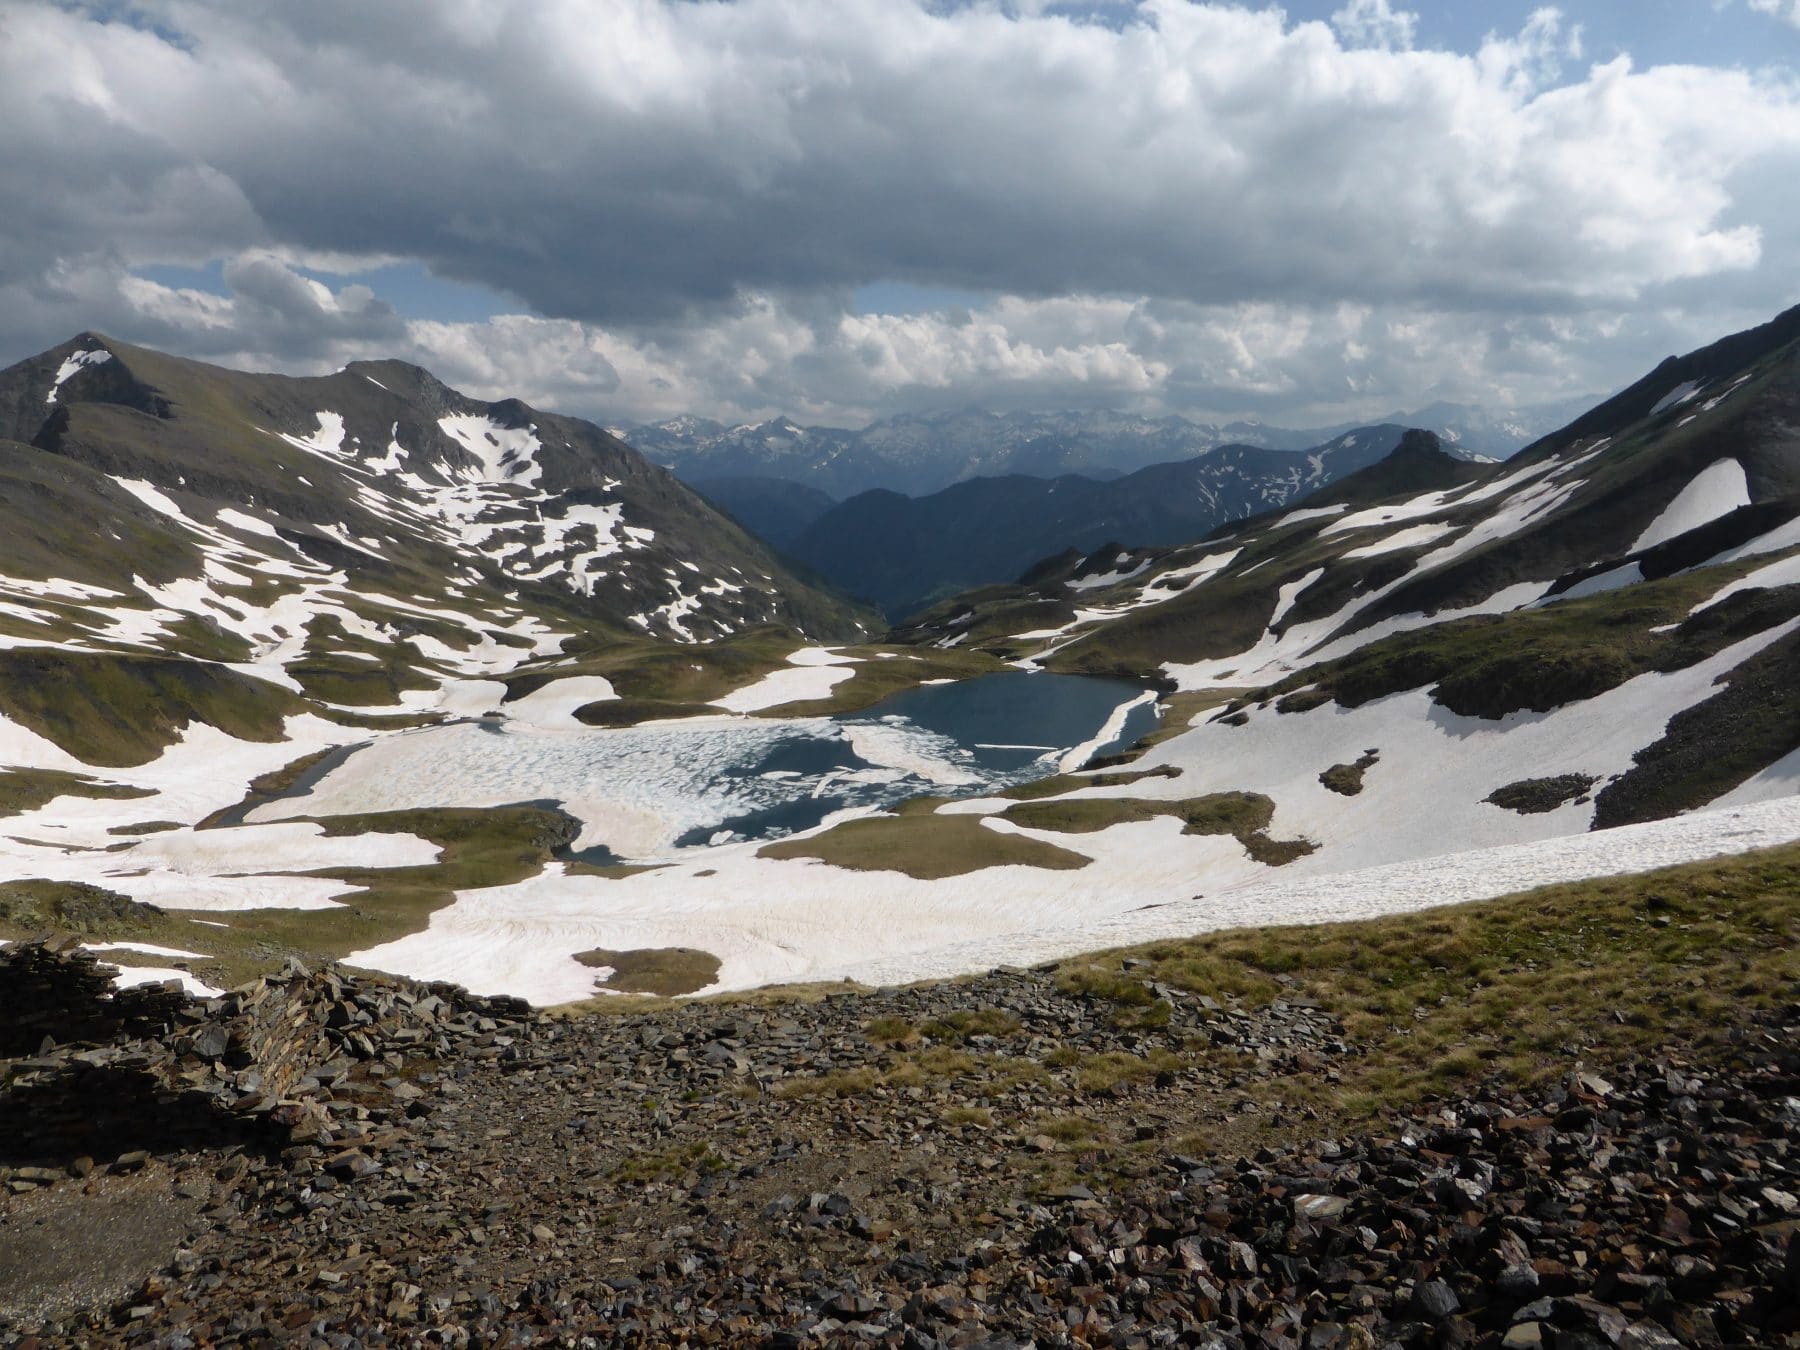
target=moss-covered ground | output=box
[757,810,1093,878]
[574,947,723,997]
[0,650,301,767]
[1000,791,1314,865]
[0,768,154,817]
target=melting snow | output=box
[1068,559,1150,592]
[45,349,112,404]
[1056,691,1158,772]
[1268,569,1324,627]
[102,965,223,998]
[503,675,619,729]
[278,412,350,462]
[1709,512,1800,566]
[1275,504,1350,529]
[1555,563,1644,602]
[248,709,980,858]
[1340,523,1458,559]
[1631,459,1751,553]
[438,415,543,488]
[1649,381,1704,417]
[1689,552,1800,615]
[714,648,858,713]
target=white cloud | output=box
[1750,1,1800,28]
[1331,0,1418,51]
[0,1,1797,424]
[76,260,1757,430]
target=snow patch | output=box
[1649,381,1704,417]
[715,648,858,713]
[1276,504,1350,528]
[1069,560,1150,592]
[101,965,222,998]
[1555,562,1644,602]
[1630,459,1751,553]
[437,415,543,488]
[1690,552,1800,615]
[46,349,112,404]
[503,675,618,729]
[1340,522,1458,560]
[1057,691,1157,772]
[278,412,350,462]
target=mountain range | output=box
[0,306,1798,1016]
[776,423,1448,618]
[620,398,1587,503]
[4,315,1796,1350]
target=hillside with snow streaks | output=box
[0,336,869,659]
[0,333,890,994]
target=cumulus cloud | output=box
[1750,1,1800,27]
[1330,0,1418,51]
[78,264,1750,430]
[0,1,1797,424]
[392,292,1774,429]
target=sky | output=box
[1,0,1798,429]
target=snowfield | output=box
[323,613,1800,1002]
[1630,459,1751,553]
[713,647,859,712]
[342,791,1800,1006]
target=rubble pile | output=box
[1,940,1795,1347]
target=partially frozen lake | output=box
[250,672,1161,860]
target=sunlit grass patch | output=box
[575,946,722,997]
[0,767,155,816]
[757,811,1092,878]
[1050,842,1800,1118]
[1002,790,1314,866]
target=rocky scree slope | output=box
[0,893,1795,1348]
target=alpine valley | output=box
[2,308,1799,1009]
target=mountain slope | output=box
[786,425,1422,618]
[0,332,888,780]
[4,318,1800,1008]
[687,475,837,550]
